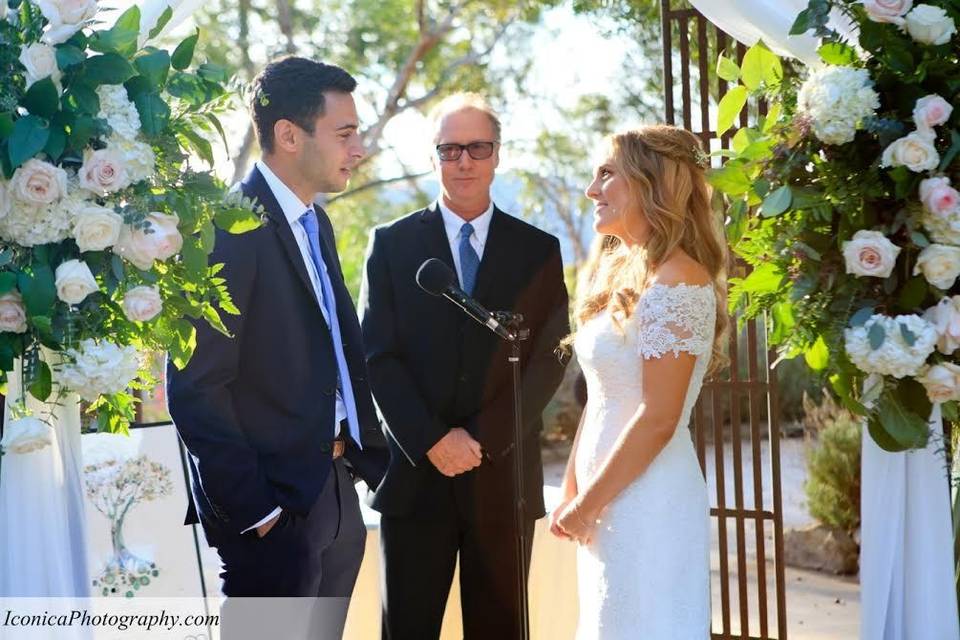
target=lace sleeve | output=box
[635,283,716,359]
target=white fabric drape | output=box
[688,0,856,64]
[860,405,960,640]
[0,360,90,597]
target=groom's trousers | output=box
[215,458,366,637]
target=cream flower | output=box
[905,4,957,45]
[55,259,99,305]
[113,212,183,271]
[18,43,62,91]
[914,244,960,289]
[72,204,123,252]
[79,148,130,196]
[914,95,953,132]
[881,130,940,172]
[9,159,68,206]
[923,295,960,354]
[917,362,960,402]
[863,0,912,25]
[842,230,901,278]
[35,0,99,44]
[122,285,163,322]
[0,291,28,334]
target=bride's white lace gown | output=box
[573,283,715,639]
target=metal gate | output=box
[660,2,789,638]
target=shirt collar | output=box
[256,160,314,226]
[437,199,495,244]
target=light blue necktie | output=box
[459,222,480,295]
[299,209,362,449]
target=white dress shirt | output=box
[243,161,348,534]
[437,199,494,289]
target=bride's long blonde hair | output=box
[570,125,729,376]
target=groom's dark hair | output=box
[250,56,357,154]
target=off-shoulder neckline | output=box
[644,281,714,292]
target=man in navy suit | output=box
[167,57,387,624]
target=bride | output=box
[549,125,728,639]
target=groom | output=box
[167,57,387,615]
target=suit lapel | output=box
[241,166,321,311]
[418,202,457,273]
[471,207,510,302]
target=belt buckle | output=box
[332,439,345,459]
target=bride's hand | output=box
[549,500,573,540]
[556,498,600,545]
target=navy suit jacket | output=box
[167,166,387,545]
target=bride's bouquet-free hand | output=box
[0,0,261,452]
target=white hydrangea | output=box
[0,180,88,246]
[96,85,142,141]
[58,339,142,402]
[797,66,880,145]
[844,313,937,378]
[107,134,155,184]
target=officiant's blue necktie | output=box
[299,208,362,449]
[459,222,480,295]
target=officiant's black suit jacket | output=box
[167,166,387,546]
[359,203,569,524]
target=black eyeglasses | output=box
[435,141,498,161]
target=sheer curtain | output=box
[0,361,90,597]
[687,1,960,638]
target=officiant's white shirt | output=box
[437,198,493,288]
[243,160,349,534]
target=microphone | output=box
[416,258,516,341]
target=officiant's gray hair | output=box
[428,93,501,144]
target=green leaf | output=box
[148,6,174,40]
[725,198,748,245]
[898,276,928,310]
[899,324,916,346]
[741,41,781,90]
[21,77,59,119]
[0,113,13,138]
[89,5,141,57]
[938,130,960,172]
[171,31,199,70]
[716,85,747,137]
[178,127,214,166]
[789,8,812,35]
[850,306,875,327]
[716,53,740,83]
[62,82,100,115]
[215,206,262,234]
[55,45,86,70]
[83,53,137,85]
[134,48,171,90]
[181,236,207,278]
[197,63,229,84]
[868,323,886,350]
[8,116,50,169]
[168,319,197,369]
[28,361,52,402]
[43,125,66,161]
[761,103,782,133]
[738,262,784,295]
[133,92,170,136]
[0,273,17,294]
[707,162,752,195]
[804,335,829,371]
[205,113,229,152]
[66,115,97,153]
[817,42,857,66]
[869,382,931,451]
[760,185,792,217]
[18,266,56,318]
[910,231,930,248]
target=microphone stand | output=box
[492,310,531,640]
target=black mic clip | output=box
[493,311,530,341]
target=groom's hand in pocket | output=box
[427,428,483,476]
[256,512,282,538]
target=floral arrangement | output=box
[0,0,260,451]
[708,0,960,451]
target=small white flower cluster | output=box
[844,313,937,378]
[97,85,143,141]
[58,339,142,402]
[797,66,880,145]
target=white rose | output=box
[122,285,162,322]
[0,417,52,454]
[917,362,960,402]
[0,291,27,333]
[35,0,99,45]
[862,0,912,25]
[920,176,960,219]
[18,43,62,91]
[923,295,960,354]
[72,204,123,252]
[914,95,954,132]
[842,230,901,278]
[9,159,68,206]
[113,212,183,271]
[79,148,130,196]
[905,4,957,45]
[881,130,940,172]
[55,259,99,305]
[914,244,960,289]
